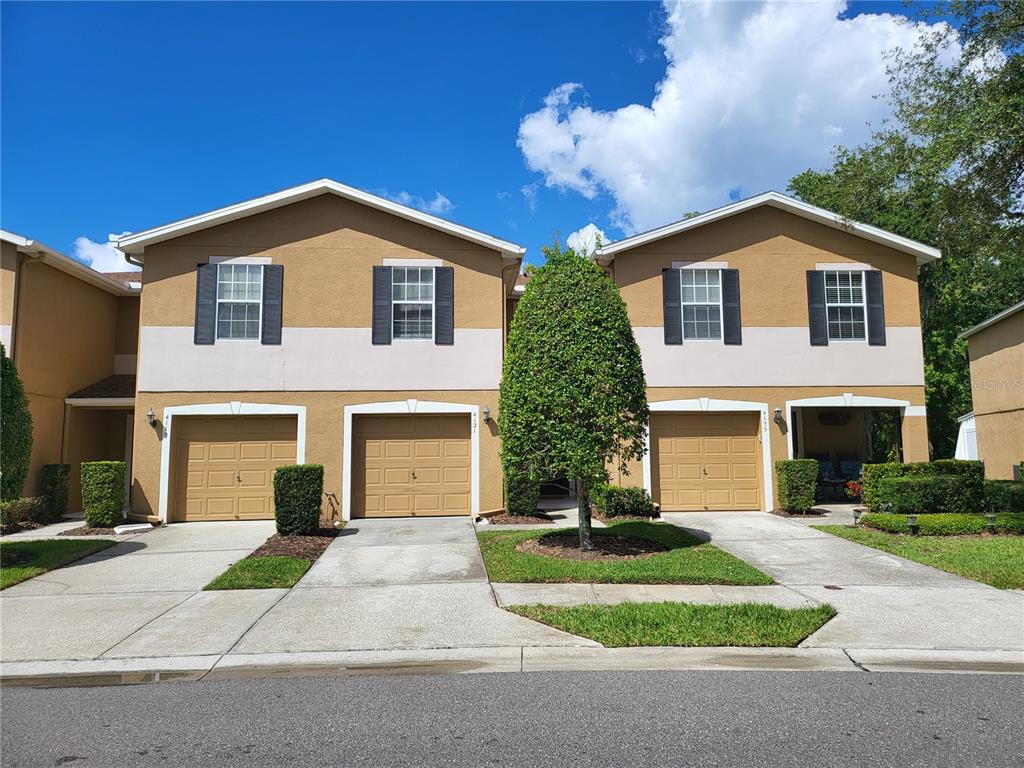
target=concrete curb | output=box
[3,646,1022,687]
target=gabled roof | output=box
[0,229,139,296]
[115,178,527,258]
[593,191,941,265]
[959,299,1024,339]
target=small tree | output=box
[0,343,33,500]
[500,241,649,549]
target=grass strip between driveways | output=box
[478,521,773,585]
[814,526,1024,590]
[204,556,311,590]
[0,539,116,590]
[508,602,836,647]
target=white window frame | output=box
[390,265,435,343]
[215,263,264,342]
[823,269,867,342]
[679,268,724,342]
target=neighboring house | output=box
[1,230,140,510]
[113,179,525,523]
[592,192,938,512]
[958,300,1024,480]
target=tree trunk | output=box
[577,479,594,551]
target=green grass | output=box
[477,521,773,585]
[204,556,311,590]
[0,539,116,589]
[814,525,1024,590]
[508,601,836,647]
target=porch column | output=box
[902,413,929,462]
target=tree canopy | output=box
[499,242,649,548]
[1,343,33,500]
[789,0,1024,456]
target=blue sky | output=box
[1,1,941,270]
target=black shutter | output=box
[434,266,454,345]
[372,266,392,345]
[865,270,886,346]
[722,268,742,345]
[194,263,217,345]
[663,268,682,345]
[261,264,283,345]
[807,270,828,346]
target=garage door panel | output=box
[171,416,298,522]
[652,412,762,512]
[354,414,471,518]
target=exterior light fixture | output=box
[482,405,491,422]
[985,513,997,533]
[146,408,157,426]
[852,508,862,525]
[773,407,783,425]
[907,514,919,535]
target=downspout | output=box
[10,250,43,361]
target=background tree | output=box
[789,0,1024,456]
[499,241,649,549]
[0,343,33,500]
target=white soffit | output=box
[594,191,941,265]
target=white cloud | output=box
[520,182,540,213]
[380,190,454,215]
[72,232,139,273]
[566,223,607,255]
[517,0,960,234]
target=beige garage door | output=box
[652,412,762,512]
[354,414,471,518]
[171,416,297,522]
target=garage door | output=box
[171,416,297,522]
[651,412,762,511]
[353,414,471,518]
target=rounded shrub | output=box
[504,468,540,517]
[0,496,47,533]
[40,464,71,523]
[0,343,33,501]
[984,480,1024,514]
[775,459,818,513]
[81,461,126,527]
[273,464,324,535]
[591,484,657,517]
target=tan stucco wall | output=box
[798,407,868,460]
[611,206,922,328]
[138,194,505,331]
[64,408,131,512]
[967,310,1024,479]
[115,296,140,355]
[14,260,121,494]
[1,241,17,330]
[131,390,503,519]
[608,385,928,508]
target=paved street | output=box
[3,671,1022,768]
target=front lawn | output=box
[205,556,311,590]
[508,601,835,647]
[478,521,772,585]
[0,539,115,589]
[814,525,1024,589]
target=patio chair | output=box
[809,453,845,501]
[837,454,863,481]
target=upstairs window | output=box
[824,270,866,341]
[216,264,263,340]
[392,266,434,340]
[680,268,722,340]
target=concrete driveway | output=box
[663,512,1024,652]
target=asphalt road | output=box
[2,671,1022,767]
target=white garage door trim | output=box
[342,400,480,521]
[642,398,773,513]
[157,402,307,523]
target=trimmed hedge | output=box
[877,474,983,515]
[40,464,71,523]
[273,464,323,535]
[984,480,1024,514]
[504,468,541,517]
[862,460,985,512]
[860,512,1024,536]
[0,342,33,500]
[775,459,818,513]
[591,484,657,517]
[81,461,126,527]
[0,496,47,533]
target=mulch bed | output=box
[250,527,341,560]
[592,512,661,524]
[517,531,670,562]
[769,508,831,518]
[59,526,121,536]
[484,511,553,525]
